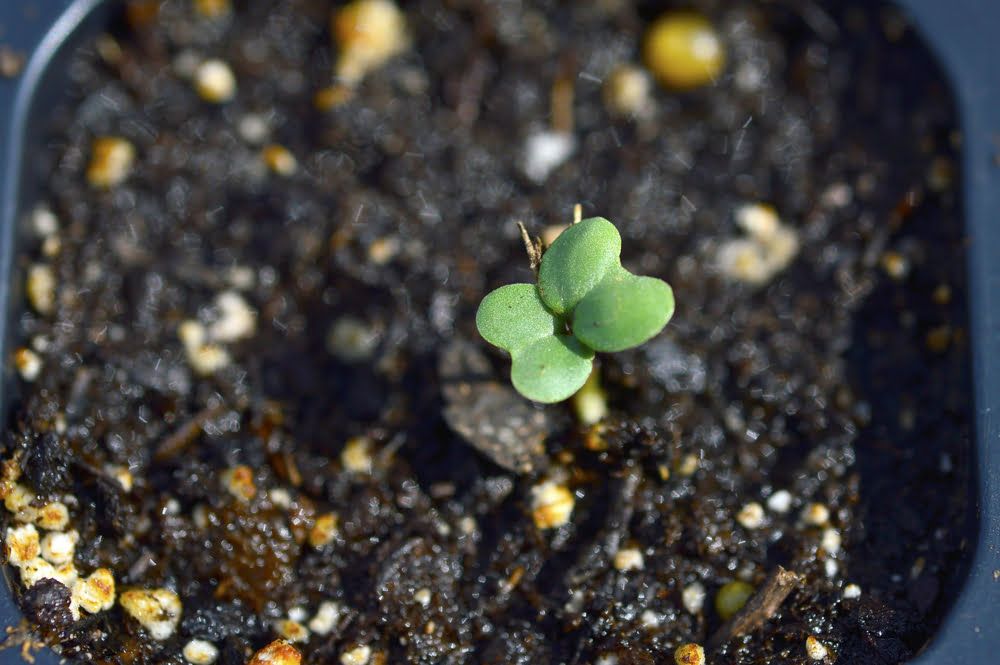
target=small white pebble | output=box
[72,568,116,614]
[341,437,373,473]
[209,291,257,342]
[805,635,828,660]
[287,606,309,623]
[613,548,644,572]
[238,114,271,144]
[413,588,432,608]
[275,618,310,643]
[30,206,59,237]
[821,528,842,555]
[14,348,42,381]
[595,656,618,665]
[735,203,780,240]
[328,317,380,362]
[767,489,793,513]
[5,524,40,565]
[682,582,706,614]
[269,488,292,509]
[27,263,56,315]
[522,131,575,184]
[17,558,56,588]
[308,601,340,636]
[3,482,35,515]
[120,588,183,640]
[843,584,862,599]
[736,502,765,529]
[824,558,839,578]
[639,609,661,629]
[42,234,61,258]
[530,480,575,530]
[194,59,237,103]
[339,645,372,665]
[183,639,220,665]
[802,503,830,527]
[226,265,256,290]
[40,529,78,565]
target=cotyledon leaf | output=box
[510,335,594,403]
[476,283,561,355]
[573,266,675,353]
[538,217,621,315]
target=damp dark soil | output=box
[1,1,973,664]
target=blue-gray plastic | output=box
[0,1,997,663]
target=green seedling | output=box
[476,216,674,403]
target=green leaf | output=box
[573,267,675,352]
[538,217,621,315]
[510,335,594,403]
[476,283,560,354]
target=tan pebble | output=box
[40,529,78,565]
[802,502,830,527]
[41,234,62,258]
[531,480,575,529]
[677,454,699,476]
[926,325,952,353]
[309,512,339,548]
[308,601,340,636]
[262,145,298,176]
[105,464,133,492]
[735,203,780,241]
[35,501,70,531]
[221,465,256,502]
[120,588,183,640]
[248,640,302,665]
[368,236,400,265]
[333,0,409,84]
[275,618,310,643]
[644,12,725,90]
[603,64,651,117]
[737,502,765,529]
[14,348,42,381]
[613,548,644,571]
[341,437,373,473]
[880,251,909,280]
[26,263,56,315]
[87,137,135,188]
[413,588,431,608]
[194,59,237,103]
[805,635,829,660]
[842,583,861,599]
[19,557,78,589]
[5,524,40,565]
[72,568,116,614]
[932,284,952,305]
[183,639,220,665]
[4,482,35,514]
[340,645,372,665]
[674,643,705,665]
[314,84,355,110]
[194,0,230,19]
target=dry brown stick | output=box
[708,566,803,652]
[517,221,543,277]
[153,403,227,461]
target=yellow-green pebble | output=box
[715,580,754,620]
[643,12,725,90]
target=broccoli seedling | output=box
[476,216,675,403]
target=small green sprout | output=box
[476,217,675,403]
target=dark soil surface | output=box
[1,1,972,664]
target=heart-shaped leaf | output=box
[573,267,675,352]
[538,217,621,315]
[511,335,594,403]
[476,283,560,354]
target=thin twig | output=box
[153,403,227,461]
[708,566,803,652]
[517,221,543,276]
